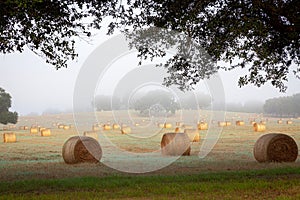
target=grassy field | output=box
[0,110,299,199]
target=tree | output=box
[1,1,299,91]
[132,90,179,116]
[0,88,18,125]
[94,95,121,111]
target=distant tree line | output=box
[263,93,300,117]
[226,101,264,113]
[0,87,18,125]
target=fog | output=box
[0,29,299,116]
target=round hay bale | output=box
[184,129,200,142]
[197,122,208,130]
[161,133,191,156]
[19,126,29,130]
[30,127,38,134]
[164,123,172,129]
[277,120,283,124]
[253,123,266,132]
[135,123,140,127]
[286,120,293,125]
[218,121,226,127]
[63,125,70,130]
[254,133,298,162]
[103,124,111,131]
[236,121,245,126]
[58,124,65,129]
[157,123,164,128]
[3,132,16,143]
[174,127,184,133]
[41,129,51,137]
[62,136,102,164]
[39,127,46,132]
[92,125,100,131]
[121,127,131,134]
[225,121,231,126]
[83,131,98,140]
[113,124,120,130]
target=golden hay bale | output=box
[225,121,231,126]
[157,123,164,128]
[3,132,16,143]
[253,133,298,162]
[63,125,70,130]
[30,127,38,134]
[62,136,102,164]
[236,121,245,126]
[103,124,111,131]
[58,124,65,129]
[176,122,183,127]
[218,121,226,127]
[286,120,293,125]
[113,124,120,130]
[184,129,200,142]
[277,120,283,124]
[135,123,140,127]
[197,122,208,130]
[39,127,46,132]
[83,131,98,140]
[253,123,266,132]
[161,133,191,156]
[164,123,172,129]
[19,126,29,130]
[121,127,131,134]
[92,125,100,131]
[174,127,184,133]
[41,129,51,137]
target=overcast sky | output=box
[0,27,299,116]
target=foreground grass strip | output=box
[0,167,299,199]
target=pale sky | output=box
[0,27,299,115]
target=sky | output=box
[0,27,299,116]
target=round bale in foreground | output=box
[161,133,191,156]
[254,133,298,162]
[62,136,102,164]
[3,132,16,143]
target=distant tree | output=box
[0,87,18,124]
[132,90,179,116]
[180,92,211,109]
[94,95,121,111]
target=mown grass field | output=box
[0,110,299,199]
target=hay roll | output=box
[253,123,266,132]
[184,129,200,142]
[121,127,131,134]
[39,127,46,132]
[161,133,191,156]
[58,124,65,129]
[30,127,38,134]
[254,133,298,162]
[277,120,283,124]
[197,122,208,130]
[62,136,102,164]
[19,126,29,130]
[83,131,98,140]
[63,125,70,130]
[286,120,293,125]
[218,121,226,127]
[3,132,16,143]
[225,121,231,126]
[113,124,120,130]
[103,124,111,131]
[164,123,172,129]
[236,121,245,126]
[92,125,100,131]
[41,129,51,137]
[174,127,183,133]
[157,123,164,128]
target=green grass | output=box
[0,167,300,200]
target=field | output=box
[0,110,300,199]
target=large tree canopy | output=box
[0,88,18,125]
[1,0,299,91]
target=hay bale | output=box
[161,133,191,156]
[83,131,98,140]
[218,121,226,127]
[157,123,164,128]
[253,133,298,162]
[113,124,120,130]
[225,121,231,126]
[103,124,111,131]
[19,126,29,130]
[197,122,208,130]
[58,124,65,129]
[174,127,184,133]
[286,120,293,125]
[121,127,131,134]
[236,121,245,126]
[30,127,38,134]
[62,136,102,164]
[184,129,200,142]
[135,123,140,127]
[63,125,70,130]
[164,123,172,129]
[3,132,16,143]
[39,127,46,132]
[41,129,51,137]
[277,120,283,124]
[92,125,100,131]
[253,123,266,132]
